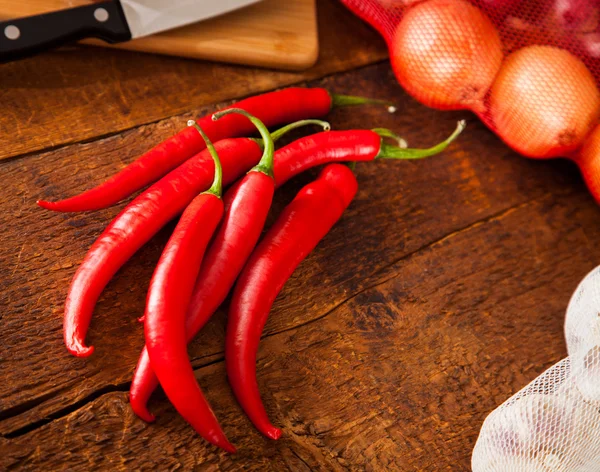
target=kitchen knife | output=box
[0,0,261,63]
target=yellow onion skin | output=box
[390,0,503,112]
[490,45,600,159]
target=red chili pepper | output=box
[272,122,465,187]
[37,89,390,212]
[64,121,464,357]
[62,120,330,358]
[226,163,359,439]
[144,122,233,452]
[128,123,465,419]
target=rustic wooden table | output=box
[1,1,595,469]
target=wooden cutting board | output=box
[0,0,318,70]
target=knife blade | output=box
[121,0,261,39]
[0,0,261,63]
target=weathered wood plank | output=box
[0,0,387,161]
[0,61,584,441]
[2,189,596,470]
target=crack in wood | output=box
[0,355,227,439]
[2,384,129,439]
[0,383,75,423]
[257,193,553,342]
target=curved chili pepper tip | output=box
[130,397,156,423]
[37,199,58,210]
[65,337,94,358]
[216,439,237,454]
[265,426,282,440]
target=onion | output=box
[489,45,600,158]
[390,0,503,112]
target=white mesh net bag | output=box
[472,267,600,471]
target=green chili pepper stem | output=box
[271,119,330,142]
[188,120,223,197]
[212,108,275,179]
[372,128,408,149]
[248,121,330,150]
[330,93,396,113]
[376,120,466,160]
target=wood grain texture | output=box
[0,0,320,70]
[1,60,597,469]
[0,0,387,161]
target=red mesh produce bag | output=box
[341,0,600,202]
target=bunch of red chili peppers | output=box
[39,87,464,452]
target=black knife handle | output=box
[0,1,131,63]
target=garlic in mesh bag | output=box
[565,265,600,402]
[472,267,600,471]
